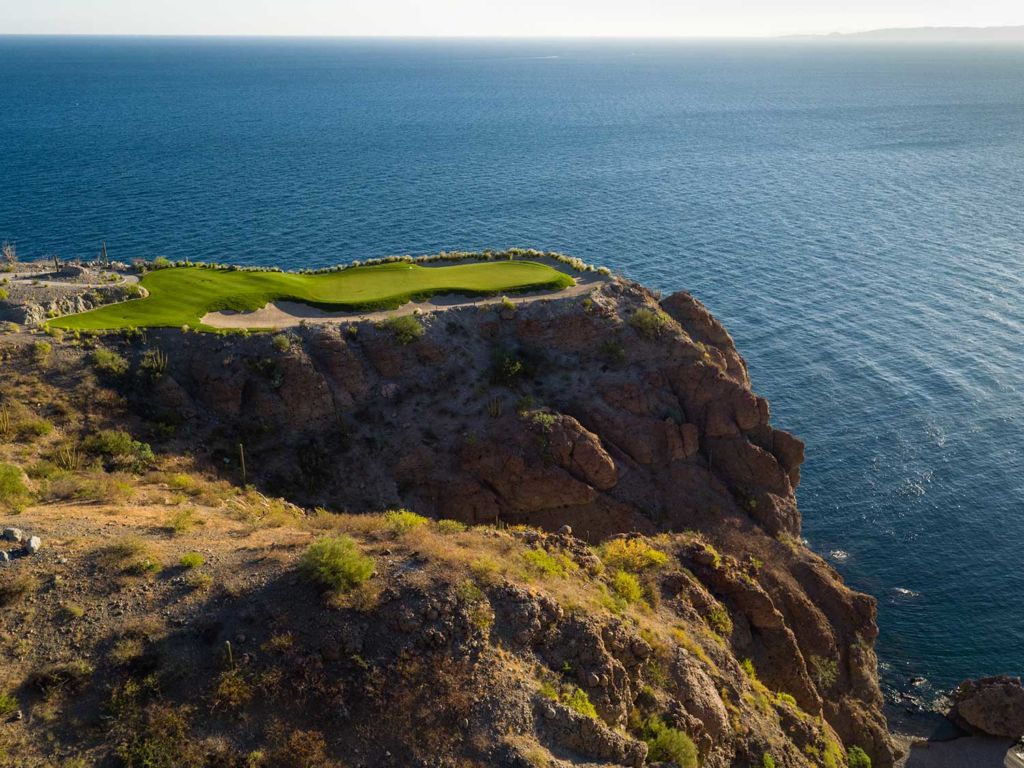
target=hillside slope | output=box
[0,274,895,767]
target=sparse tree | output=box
[1,242,15,267]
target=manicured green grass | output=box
[49,261,575,331]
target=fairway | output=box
[49,261,576,331]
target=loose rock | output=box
[2,527,23,543]
[948,676,1024,738]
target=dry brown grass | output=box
[0,572,39,607]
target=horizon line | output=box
[2,23,1024,42]
[0,32,1023,41]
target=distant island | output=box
[787,25,1024,43]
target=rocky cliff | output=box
[0,273,895,767]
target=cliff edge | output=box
[0,272,895,767]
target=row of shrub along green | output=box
[126,247,611,277]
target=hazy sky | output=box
[0,0,1022,38]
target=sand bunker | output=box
[200,274,602,330]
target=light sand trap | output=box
[201,272,605,330]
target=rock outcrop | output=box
[50,273,895,767]
[949,676,1024,738]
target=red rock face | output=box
[950,676,1024,738]
[545,414,619,491]
[138,278,893,767]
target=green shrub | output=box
[33,340,52,362]
[523,547,577,578]
[27,459,61,480]
[641,715,698,768]
[179,552,204,568]
[700,541,723,568]
[599,538,668,572]
[98,538,161,576]
[455,580,494,630]
[528,411,557,431]
[741,658,758,681]
[0,693,17,716]
[491,349,527,386]
[629,308,671,339]
[847,746,872,768]
[561,686,597,719]
[166,508,195,535]
[124,555,162,576]
[61,602,86,620]
[0,463,31,511]
[167,473,197,493]
[53,442,84,471]
[436,519,467,534]
[91,347,129,377]
[383,315,424,344]
[139,348,168,380]
[706,603,733,636]
[538,681,559,701]
[271,333,291,352]
[810,654,839,689]
[185,570,213,591]
[775,692,798,708]
[83,429,155,472]
[15,417,53,440]
[610,570,643,604]
[384,509,429,533]
[763,754,777,768]
[0,288,7,301]
[300,536,374,593]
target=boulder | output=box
[25,536,42,555]
[546,415,618,491]
[2,527,24,543]
[660,290,750,385]
[949,676,1024,738]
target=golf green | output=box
[49,261,575,331]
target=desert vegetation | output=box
[0,268,888,768]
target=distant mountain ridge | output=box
[788,25,1024,42]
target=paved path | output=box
[200,270,607,330]
[7,270,141,291]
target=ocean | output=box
[1,36,1022,705]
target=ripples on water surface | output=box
[1,36,1022,697]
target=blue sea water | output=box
[1,36,1022,701]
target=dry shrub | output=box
[262,722,342,768]
[0,572,39,606]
